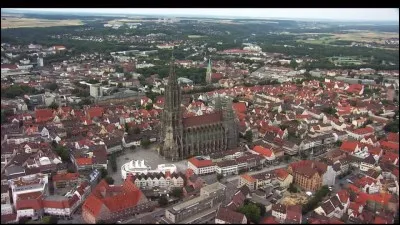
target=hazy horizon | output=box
[3,8,400,22]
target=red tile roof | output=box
[1,64,18,70]
[253,145,273,157]
[352,127,374,135]
[82,179,141,217]
[233,102,246,114]
[355,192,392,206]
[274,168,289,181]
[215,207,246,224]
[260,216,279,224]
[75,158,93,166]
[42,197,73,209]
[53,173,79,182]
[35,109,54,123]
[340,141,359,153]
[211,73,224,81]
[87,107,104,119]
[337,189,349,204]
[379,141,399,151]
[183,112,222,128]
[16,198,43,210]
[387,132,399,143]
[17,191,43,200]
[241,173,256,183]
[188,157,214,168]
[1,213,17,223]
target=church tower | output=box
[206,58,212,84]
[222,97,239,149]
[160,55,183,161]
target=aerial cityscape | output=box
[0,8,399,224]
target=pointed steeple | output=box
[207,58,212,73]
[206,57,212,84]
[168,53,177,85]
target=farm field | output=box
[295,31,399,46]
[1,17,83,29]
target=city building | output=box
[215,207,247,224]
[187,156,215,175]
[52,172,80,189]
[164,182,226,223]
[287,160,329,192]
[130,171,185,190]
[120,159,177,180]
[89,84,102,98]
[10,173,49,204]
[82,178,147,224]
[159,57,238,161]
[37,57,44,67]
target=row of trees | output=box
[2,85,44,99]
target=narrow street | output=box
[226,163,289,182]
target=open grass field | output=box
[1,17,83,29]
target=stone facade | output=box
[160,57,238,161]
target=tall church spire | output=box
[168,53,177,85]
[160,53,183,161]
[206,57,212,84]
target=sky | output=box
[5,8,400,22]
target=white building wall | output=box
[17,209,35,218]
[1,203,13,215]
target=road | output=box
[121,207,165,224]
[226,163,289,182]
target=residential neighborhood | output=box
[1,8,399,225]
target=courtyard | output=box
[280,191,309,206]
[110,145,189,185]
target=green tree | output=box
[145,103,153,110]
[124,72,133,79]
[104,176,114,185]
[384,119,399,133]
[284,155,290,162]
[322,106,337,116]
[244,130,253,143]
[115,65,124,73]
[110,153,117,173]
[170,187,183,198]
[217,173,224,181]
[99,167,108,179]
[158,195,169,206]
[290,59,298,69]
[141,138,151,149]
[44,83,59,92]
[54,146,70,162]
[238,203,261,223]
[1,110,5,124]
[133,127,141,134]
[49,102,59,110]
[288,183,298,193]
[125,123,129,133]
